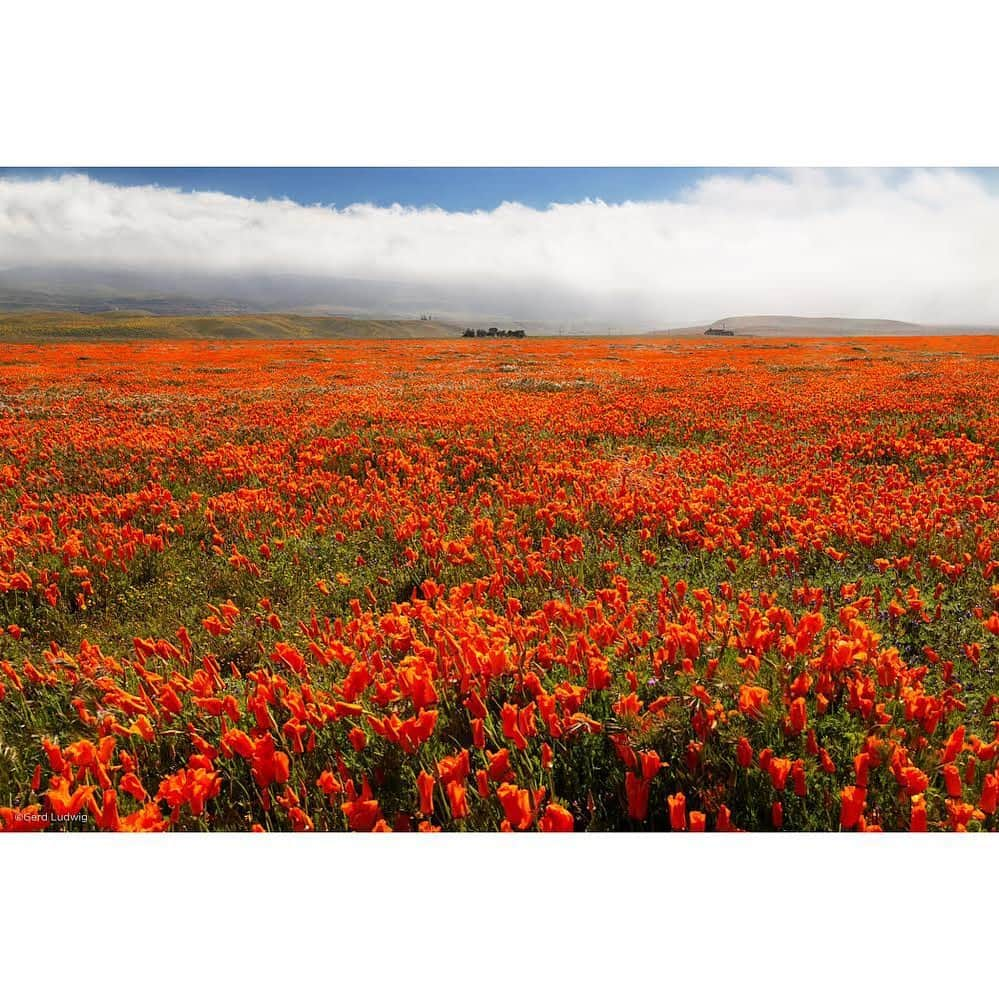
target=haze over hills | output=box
[0,265,572,331]
[0,265,448,318]
[3,265,999,339]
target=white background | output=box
[3,2,999,996]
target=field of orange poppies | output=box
[0,334,997,832]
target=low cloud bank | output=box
[1,169,997,325]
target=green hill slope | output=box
[0,312,463,342]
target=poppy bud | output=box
[668,792,687,831]
[942,764,962,798]
[416,771,435,816]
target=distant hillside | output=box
[712,315,926,336]
[649,315,999,338]
[0,312,463,342]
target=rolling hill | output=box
[0,312,464,342]
[650,315,999,337]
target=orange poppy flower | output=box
[496,782,533,830]
[625,773,650,821]
[839,786,866,830]
[668,792,687,831]
[417,771,436,816]
[538,803,574,832]
[446,779,470,820]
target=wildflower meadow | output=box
[1,335,996,831]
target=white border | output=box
[4,1,999,166]
[4,833,995,997]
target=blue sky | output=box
[0,167,770,211]
[3,167,998,211]
[2,167,998,213]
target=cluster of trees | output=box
[462,327,527,339]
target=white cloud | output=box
[1,168,998,325]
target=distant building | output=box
[704,325,735,336]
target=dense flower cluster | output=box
[1,335,997,830]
